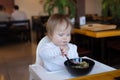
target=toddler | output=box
[39,14,79,71]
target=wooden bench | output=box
[10,20,31,42]
[71,33,92,57]
[32,16,49,43]
[0,20,31,44]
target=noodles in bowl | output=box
[64,58,95,76]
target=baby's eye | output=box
[67,34,70,36]
[58,34,64,36]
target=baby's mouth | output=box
[63,41,68,44]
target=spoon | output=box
[64,55,76,65]
[60,48,74,64]
[60,48,79,65]
[65,55,83,65]
[64,54,71,62]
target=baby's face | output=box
[51,22,71,47]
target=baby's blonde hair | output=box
[46,14,73,38]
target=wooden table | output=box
[0,74,5,80]
[73,27,120,63]
[69,69,120,80]
[73,28,120,38]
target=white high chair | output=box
[29,36,51,80]
[35,36,50,65]
[29,36,116,80]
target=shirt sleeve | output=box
[38,45,65,71]
[39,46,60,60]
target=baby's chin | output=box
[55,42,68,47]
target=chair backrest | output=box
[10,20,30,27]
[0,21,9,27]
[35,36,51,65]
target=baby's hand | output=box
[60,48,68,57]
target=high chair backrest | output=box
[35,36,51,65]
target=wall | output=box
[85,0,102,16]
[15,0,102,19]
[0,0,14,13]
[15,0,47,19]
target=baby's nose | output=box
[63,36,67,40]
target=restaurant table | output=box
[29,56,116,80]
[73,27,120,63]
[0,74,5,80]
[69,69,120,80]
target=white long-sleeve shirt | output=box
[11,10,27,26]
[39,42,79,71]
[11,10,27,21]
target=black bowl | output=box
[64,58,95,76]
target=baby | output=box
[39,14,79,71]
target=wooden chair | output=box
[10,20,31,42]
[77,47,91,57]
[33,16,49,43]
[0,21,12,44]
[71,33,92,57]
[107,38,120,51]
[107,37,120,65]
[0,20,31,45]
